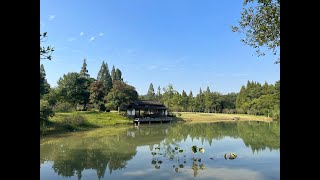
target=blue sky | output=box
[40,0,280,95]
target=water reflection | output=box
[40,121,279,179]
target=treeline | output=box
[40,56,279,125]
[236,80,280,119]
[140,80,280,120]
[40,59,139,124]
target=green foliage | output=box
[89,80,106,111]
[111,65,116,82]
[53,102,74,112]
[60,115,87,131]
[79,58,90,78]
[147,83,155,100]
[40,99,55,124]
[40,64,50,97]
[115,68,123,81]
[232,0,280,63]
[57,72,91,110]
[97,61,113,93]
[236,80,280,120]
[105,81,138,112]
[40,32,54,61]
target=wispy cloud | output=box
[99,32,104,36]
[231,73,248,77]
[48,15,56,21]
[89,37,95,42]
[67,37,76,42]
[80,32,84,36]
[147,65,157,70]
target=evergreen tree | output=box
[115,68,122,81]
[111,65,116,82]
[40,64,50,97]
[80,58,90,78]
[97,61,112,93]
[146,83,155,100]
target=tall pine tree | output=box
[147,83,155,100]
[80,58,90,78]
[115,68,122,81]
[111,65,116,82]
[97,61,113,93]
[40,64,50,97]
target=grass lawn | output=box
[175,112,272,123]
[41,111,132,136]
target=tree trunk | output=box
[118,106,120,114]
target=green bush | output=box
[60,115,86,131]
[40,100,54,124]
[54,102,74,112]
[271,107,280,121]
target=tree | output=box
[97,61,113,93]
[40,32,54,61]
[80,58,90,78]
[115,68,123,81]
[40,99,54,124]
[161,84,176,111]
[188,91,196,112]
[40,64,50,97]
[104,81,138,113]
[181,90,189,112]
[147,83,155,100]
[57,72,91,110]
[156,85,162,100]
[232,0,280,64]
[89,81,106,111]
[111,65,116,82]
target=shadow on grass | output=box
[173,117,188,122]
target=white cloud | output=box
[80,32,84,36]
[99,32,104,36]
[89,37,95,41]
[67,37,76,42]
[48,15,56,21]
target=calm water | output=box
[40,121,280,180]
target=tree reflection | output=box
[41,121,279,179]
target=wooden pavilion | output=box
[126,100,173,125]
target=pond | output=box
[40,121,280,180]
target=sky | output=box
[40,0,280,95]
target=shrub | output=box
[176,112,182,117]
[60,115,86,131]
[40,100,54,124]
[236,108,245,114]
[54,102,74,112]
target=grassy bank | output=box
[174,112,273,123]
[41,111,132,136]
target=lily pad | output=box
[158,160,163,164]
[175,147,179,150]
[151,160,157,164]
[192,146,198,153]
[179,150,184,153]
[175,168,179,172]
[179,164,184,168]
[151,152,157,156]
[199,164,205,170]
